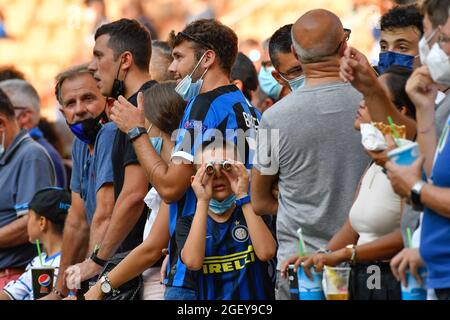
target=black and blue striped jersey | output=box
[164,85,261,290]
[176,206,275,300]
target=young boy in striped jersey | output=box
[176,140,276,300]
[0,188,70,300]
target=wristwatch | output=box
[235,195,251,207]
[411,181,426,211]
[90,248,107,267]
[100,275,119,296]
[127,126,147,142]
[316,248,332,255]
[346,244,357,265]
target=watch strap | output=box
[235,195,251,207]
[127,126,147,142]
[411,181,426,211]
[90,250,107,267]
[101,275,120,296]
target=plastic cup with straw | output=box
[36,239,44,266]
[296,227,325,300]
[401,227,427,299]
[406,227,413,249]
[297,227,307,257]
[387,116,401,147]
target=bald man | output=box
[251,9,369,300]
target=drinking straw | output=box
[406,227,413,249]
[36,239,43,266]
[387,116,401,147]
[297,228,307,257]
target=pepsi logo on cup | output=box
[38,274,51,287]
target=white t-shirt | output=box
[3,252,60,300]
[349,163,402,245]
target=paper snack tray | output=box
[372,122,407,139]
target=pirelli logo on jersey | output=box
[202,245,256,275]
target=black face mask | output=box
[68,111,109,145]
[110,58,127,100]
[111,79,125,100]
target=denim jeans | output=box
[164,286,197,300]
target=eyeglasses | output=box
[344,28,352,42]
[178,32,214,51]
[279,65,303,81]
[332,28,352,55]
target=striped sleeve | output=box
[3,259,36,300]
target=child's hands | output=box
[191,164,213,201]
[222,161,249,198]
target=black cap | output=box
[29,187,71,225]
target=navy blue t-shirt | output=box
[165,85,261,289]
[176,206,275,300]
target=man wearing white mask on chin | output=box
[416,0,450,136]
[108,19,262,300]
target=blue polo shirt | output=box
[420,115,450,289]
[70,122,116,225]
[29,127,67,189]
[0,130,56,269]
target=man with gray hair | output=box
[0,79,67,188]
[251,9,369,300]
[40,64,116,299]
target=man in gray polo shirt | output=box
[0,89,56,289]
[251,9,369,300]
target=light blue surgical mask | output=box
[147,124,163,155]
[378,51,415,74]
[280,74,306,92]
[150,137,163,155]
[175,51,209,102]
[258,66,282,100]
[209,194,236,215]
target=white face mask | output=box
[0,131,5,157]
[426,42,450,86]
[175,51,209,102]
[419,29,438,65]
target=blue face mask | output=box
[378,51,415,74]
[150,137,163,155]
[147,124,163,155]
[209,194,237,215]
[175,51,209,102]
[67,111,108,145]
[280,74,306,92]
[258,66,282,100]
